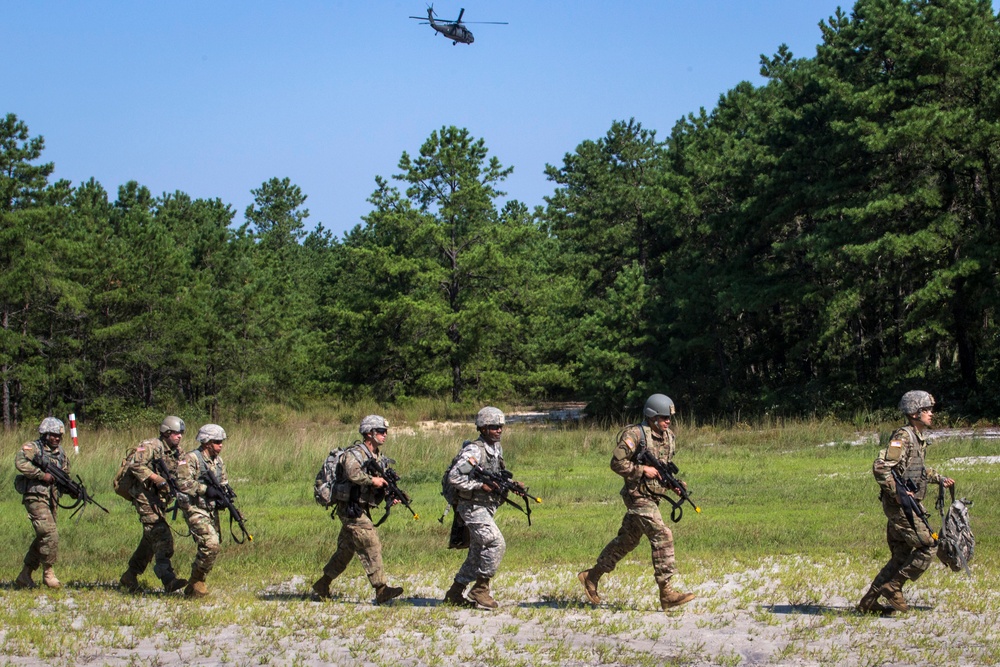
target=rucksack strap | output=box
[936,482,956,519]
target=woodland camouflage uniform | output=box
[119,430,187,592]
[13,418,69,589]
[871,426,942,612]
[313,415,403,605]
[599,425,679,580]
[579,394,695,610]
[320,445,390,586]
[175,424,229,597]
[856,390,955,614]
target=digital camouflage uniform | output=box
[121,436,185,589]
[596,423,678,586]
[319,442,391,590]
[14,438,68,577]
[447,437,507,586]
[868,426,944,595]
[176,448,226,580]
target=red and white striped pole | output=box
[69,413,79,454]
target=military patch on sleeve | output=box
[136,446,145,452]
[468,456,478,466]
[885,440,904,462]
[22,444,33,451]
[178,460,187,466]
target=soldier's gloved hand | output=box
[41,473,55,485]
[481,482,497,493]
[175,492,191,509]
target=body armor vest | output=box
[899,426,929,500]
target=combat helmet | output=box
[475,407,505,429]
[899,390,935,417]
[160,415,186,435]
[196,424,227,444]
[359,415,389,435]
[643,394,676,419]
[38,417,65,436]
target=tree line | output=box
[3,0,999,427]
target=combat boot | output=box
[312,574,333,599]
[879,578,909,613]
[578,568,604,605]
[183,566,208,598]
[857,585,891,615]
[658,581,695,610]
[14,565,36,589]
[42,566,61,589]
[119,569,141,593]
[468,576,498,610]
[443,580,475,607]
[163,575,188,593]
[374,583,404,605]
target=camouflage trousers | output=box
[595,497,676,587]
[870,496,935,587]
[183,507,221,574]
[454,502,506,584]
[22,498,59,570]
[323,507,386,589]
[127,502,178,584]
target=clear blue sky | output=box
[6,1,852,238]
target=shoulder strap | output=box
[629,423,648,454]
[192,449,209,476]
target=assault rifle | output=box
[470,465,542,525]
[891,467,938,543]
[202,468,253,544]
[634,447,701,523]
[31,452,110,519]
[363,457,419,527]
[149,456,184,520]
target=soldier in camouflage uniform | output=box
[858,390,954,614]
[175,423,230,598]
[441,407,514,610]
[13,417,70,589]
[118,416,189,594]
[579,394,695,611]
[312,415,404,605]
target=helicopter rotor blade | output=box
[461,21,508,24]
[457,8,465,22]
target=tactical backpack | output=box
[112,449,140,500]
[936,485,975,575]
[112,439,163,500]
[441,441,475,507]
[314,447,353,508]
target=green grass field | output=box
[0,415,997,665]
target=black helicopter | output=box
[409,6,507,45]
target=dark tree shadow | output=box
[765,603,929,616]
